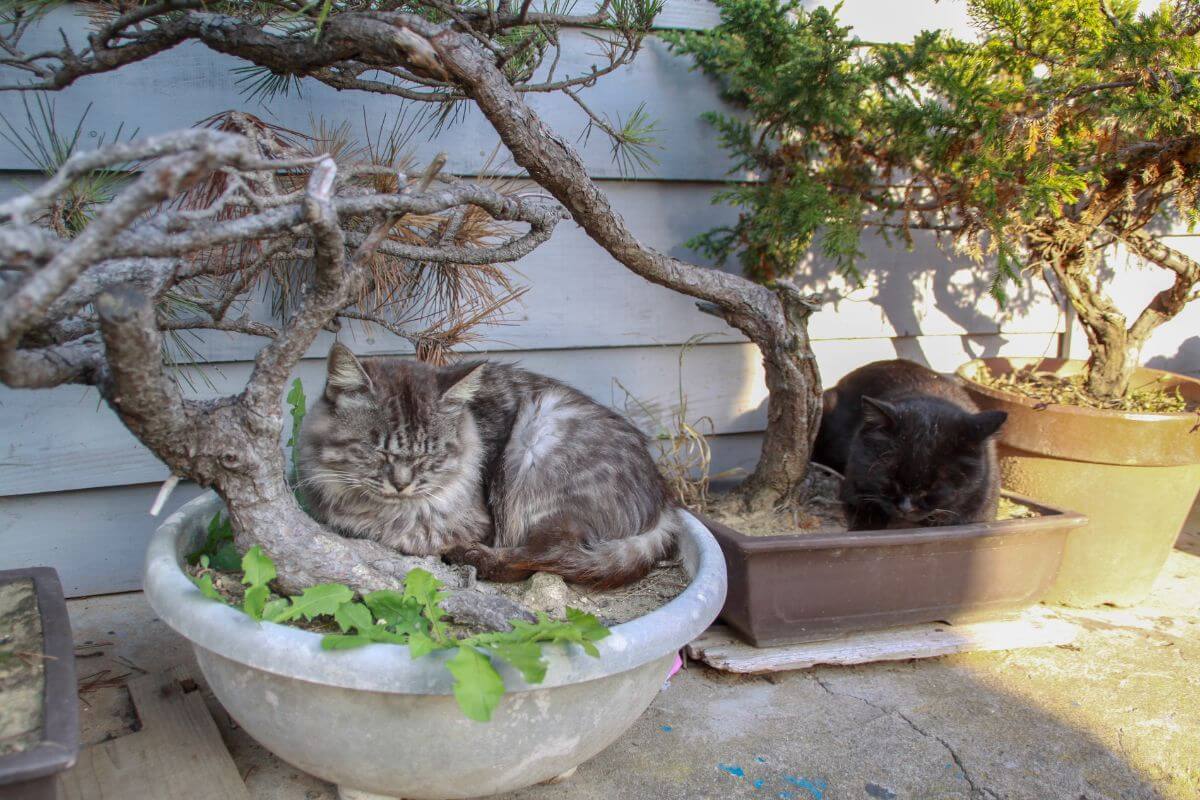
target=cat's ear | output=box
[860,396,898,431]
[441,362,486,406]
[325,343,372,400]
[966,410,1007,442]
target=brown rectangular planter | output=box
[702,492,1088,647]
[0,567,79,800]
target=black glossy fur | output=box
[812,359,1007,531]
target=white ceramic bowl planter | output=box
[144,493,726,800]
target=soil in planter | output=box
[706,465,1039,537]
[186,560,689,632]
[973,363,1197,413]
[0,579,44,757]
[482,564,689,626]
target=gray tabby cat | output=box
[297,343,681,588]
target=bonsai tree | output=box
[0,103,571,625]
[0,0,827,609]
[669,0,1200,401]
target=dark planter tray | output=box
[0,567,79,800]
[703,492,1088,648]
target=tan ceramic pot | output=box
[957,357,1200,607]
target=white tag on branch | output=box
[308,158,338,201]
[149,474,181,517]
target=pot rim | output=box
[0,567,79,784]
[955,356,1200,423]
[143,492,726,695]
[699,490,1088,552]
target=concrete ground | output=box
[66,521,1200,800]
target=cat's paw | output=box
[442,544,491,570]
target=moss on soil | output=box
[974,363,1195,413]
[0,579,44,757]
[707,466,1039,537]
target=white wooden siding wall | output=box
[1,1,1194,596]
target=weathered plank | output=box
[0,0,989,178]
[0,173,1068,364]
[686,611,1082,673]
[0,14,731,180]
[0,437,762,598]
[0,482,206,597]
[0,332,1064,497]
[58,667,250,800]
[0,343,765,496]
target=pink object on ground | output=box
[660,651,685,690]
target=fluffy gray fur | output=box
[298,344,681,588]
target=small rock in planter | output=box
[519,572,571,614]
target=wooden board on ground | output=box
[686,607,1082,674]
[58,666,249,800]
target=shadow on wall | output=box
[799,231,1054,365]
[1147,336,1200,378]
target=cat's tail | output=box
[547,508,682,589]
[452,507,683,590]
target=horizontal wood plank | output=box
[0,332,1062,497]
[0,10,731,180]
[0,174,1068,361]
[686,612,1082,673]
[0,482,206,597]
[0,436,757,597]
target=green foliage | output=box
[286,378,307,483]
[187,513,241,571]
[270,583,356,622]
[0,94,136,238]
[446,646,507,722]
[191,570,223,601]
[401,567,451,640]
[666,0,1200,312]
[232,65,305,105]
[589,101,663,178]
[241,545,277,588]
[192,549,612,722]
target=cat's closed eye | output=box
[343,443,370,459]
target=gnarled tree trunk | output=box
[733,287,822,511]
[435,30,822,511]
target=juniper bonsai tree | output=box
[0,0,825,610]
[669,0,1200,401]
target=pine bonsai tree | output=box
[0,0,828,612]
[669,0,1200,401]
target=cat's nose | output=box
[390,464,413,489]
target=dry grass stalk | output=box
[617,336,742,512]
[975,364,1193,414]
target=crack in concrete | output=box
[809,673,1001,800]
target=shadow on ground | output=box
[66,514,1200,800]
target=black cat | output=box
[813,359,1007,531]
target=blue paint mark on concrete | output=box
[756,756,768,763]
[660,725,672,732]
[865,783,897,800]
[778,794,794,799]
[753,779,765,789]
[719,764,746,778]
[782,776,827,800]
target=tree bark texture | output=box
[434,29,821,509]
